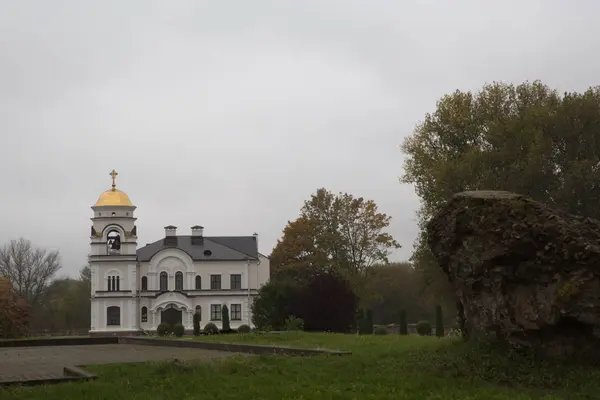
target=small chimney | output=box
[253,232,259,255]
[191,225,204,237]
[164,225,177,237]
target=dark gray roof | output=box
[136,236,258,262]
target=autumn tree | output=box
[271,188,400,278]
[401,81,600,301]
[0,276,30,338]
[0,238,61,307]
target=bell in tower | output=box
[107,230,121,254]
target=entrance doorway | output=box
[161,307,182,326]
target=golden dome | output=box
[94,189,134,207]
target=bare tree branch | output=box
[0,238,61,307]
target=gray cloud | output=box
[1,0,599,276]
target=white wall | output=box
[91,261,137,293]
[90,297,137,332]
[138,248,268,291]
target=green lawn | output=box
[3,332,600,399]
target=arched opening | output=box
[107,306,120,326]
[141,306,148,323]
[195,275,201,290]
[106,230,121,255]
[175,271,183,291]
[161,305,183,326]
[141,276,148,291]
[159,272,168,291]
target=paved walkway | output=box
[0,344,234,383]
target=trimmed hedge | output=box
[204,322,219,334]
[173,323,185,337]
[157,323,171,336]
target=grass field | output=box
[3,332,600,399]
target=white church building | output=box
[88,170,270,335]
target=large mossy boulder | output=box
[427,190,600,360]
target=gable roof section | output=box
[137,235,258,262]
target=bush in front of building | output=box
[193,312,201,336]
[173,323,185,337]
[237,324,251,333]
[221,305,231,332]
[157,323,171,336]
[204,322,219,334]
[416,320,432,336]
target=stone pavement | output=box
[0,344,234,383]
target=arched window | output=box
[107,306,120,326]
[106,230,121,255]
[141,276,148,291]
[159,272,168,291]
[175,271,183,291]
[195,305,201,320]
[195,275,201,290]
[107,275,120,291]
[141,306,148,323]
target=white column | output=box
[90,299,96,330]
[130,299,136,330]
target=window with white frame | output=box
[230,274,242,290]
[210,274,221,290]
[230,304,242,320]
[210,304,221,320]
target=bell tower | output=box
[89,170,139,335]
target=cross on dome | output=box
[110,169,118,190]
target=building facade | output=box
[88,171,269,335]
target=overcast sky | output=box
[1,0,598,277]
